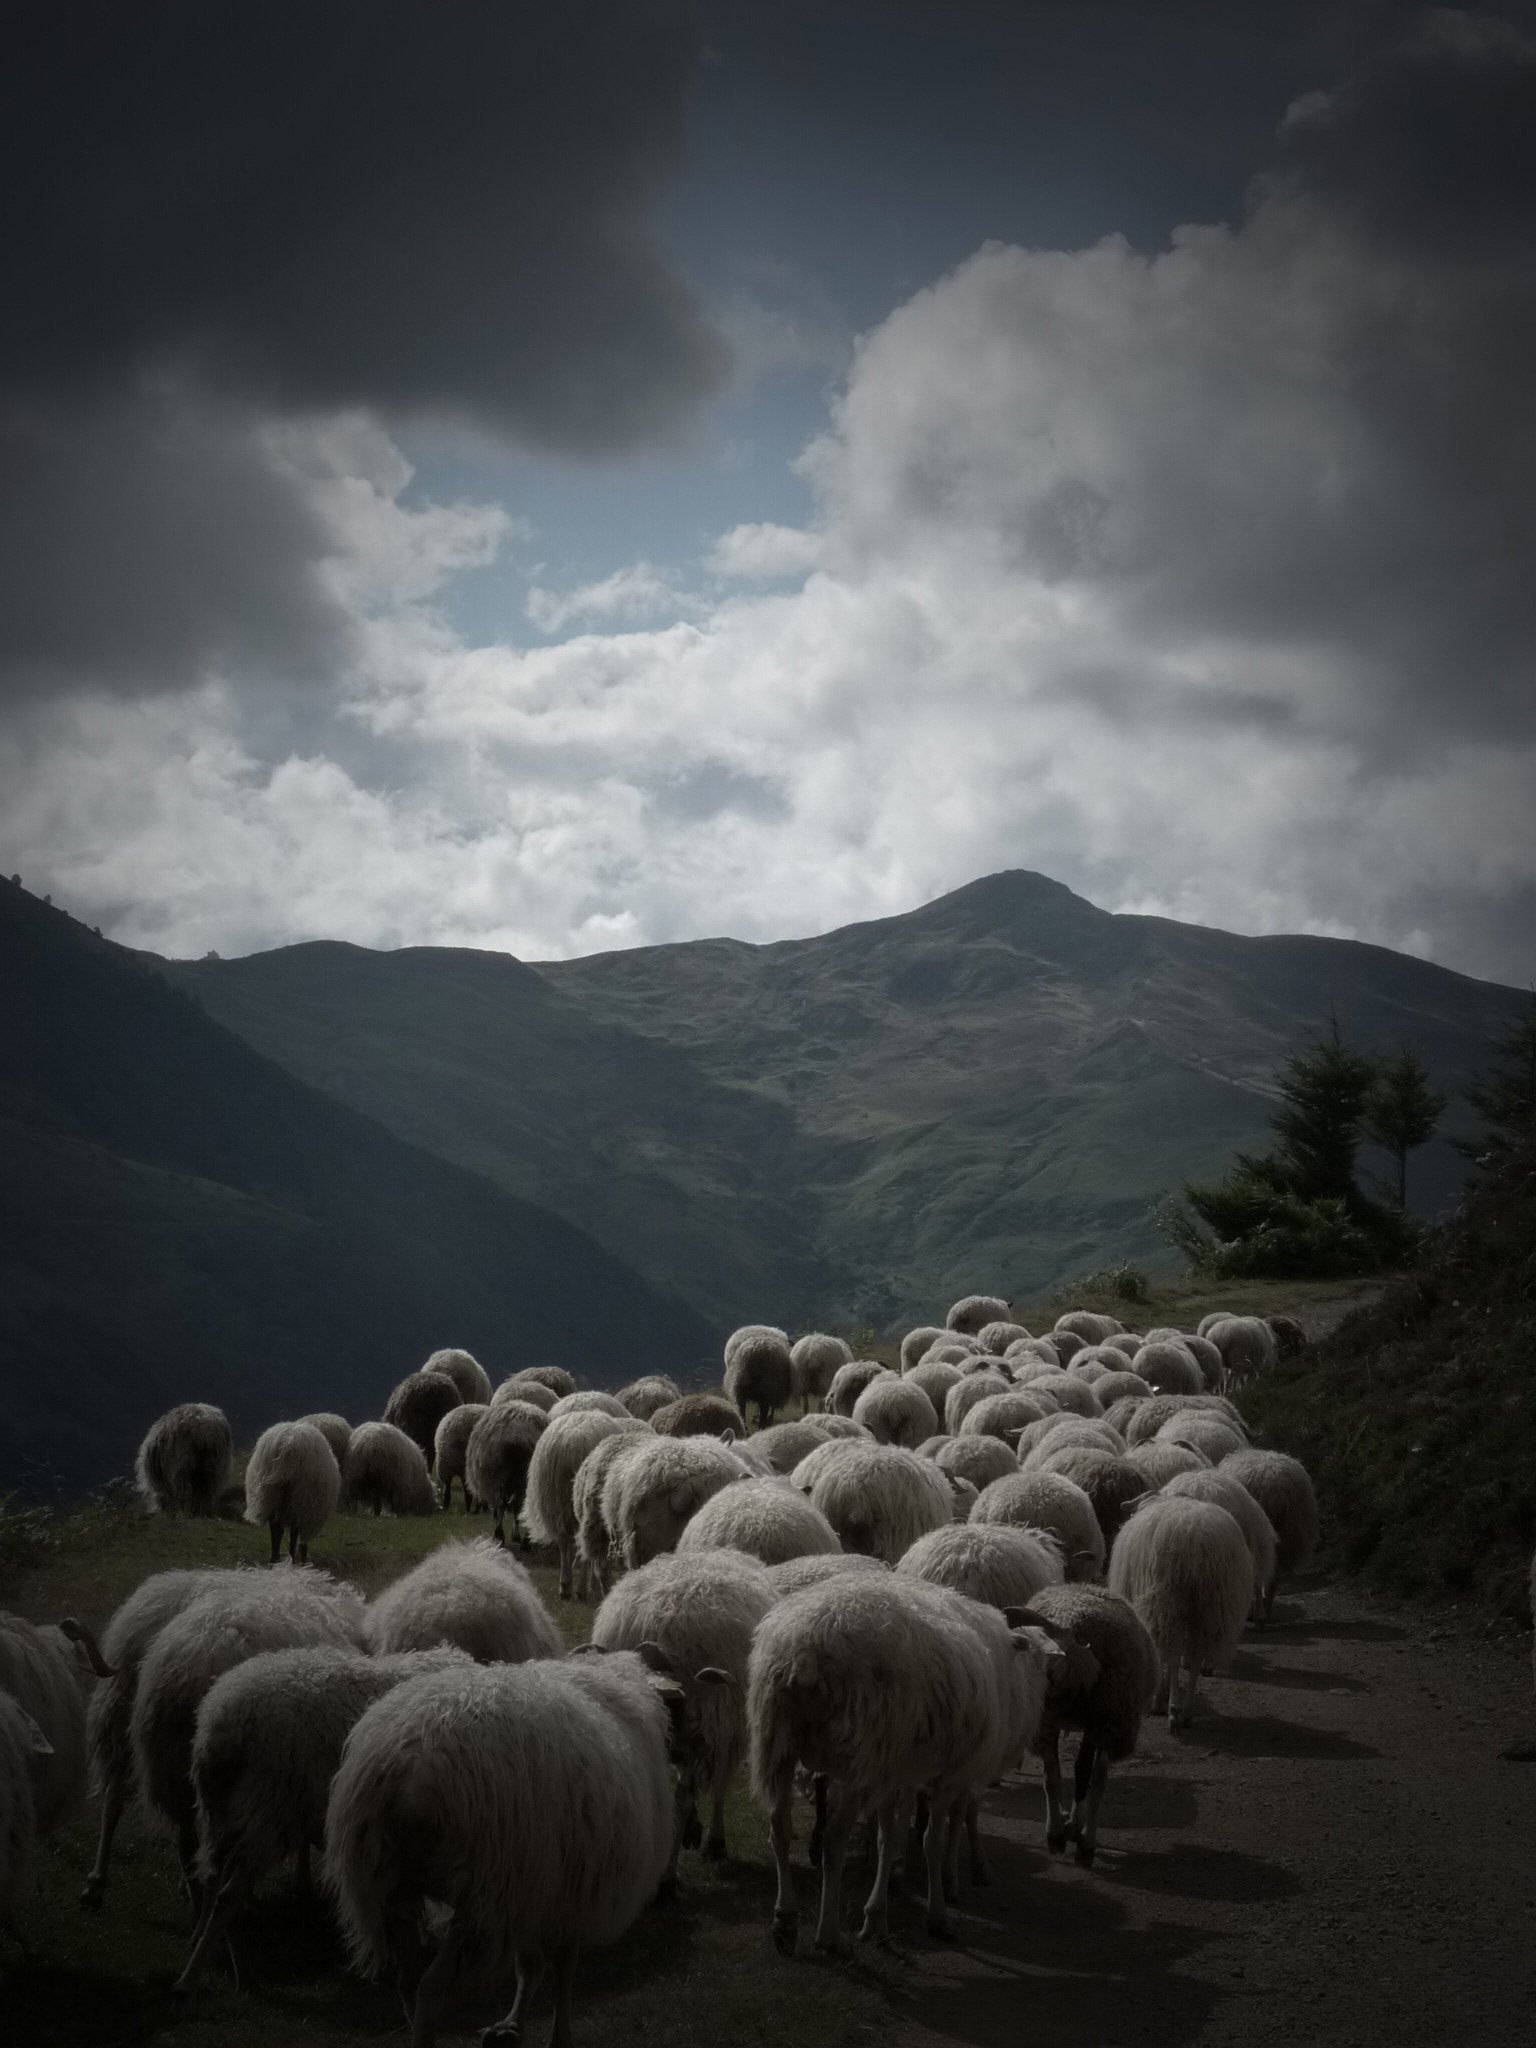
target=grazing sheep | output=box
[608,1434,747,1570]
[976,1321,1032,1355]
[971,1471,1105,1581]
[853,1375,939,1448]
[921,1433,1019,1494]
[363,1538,562,1664]
[175,1644,472,1993]
[803,1442,957,1564]
[1087,1369,1154,1408]
[1196,1312,1229,1337]
[1054,1311,1121,1345]
[1130,1341,1205,1396]
[958,1390,1049,1448]
[616,1376,681,1422]
[791,1334,853,1412]
[725,1330,795,1429]
[131,1572,367,1895]
[527,1411,645,1598]
[1048,1330,1087,1363]
[766,1552,891,1596]
[1007,1334,1061,1365]
[325,1650,699,2048]
[297,1413,352,1477]
[0,1612,111,1839]
[1179,1333,1225,1386]
[507,1365,576,1398]
[1123,1393,1247,1446]
[1266,1313,1308,1359]
[947,1294,1012,1336]
[1,1693,53,1933]
[899,1327,950,1374]
[1206,1315,1279,1382]
[748,1570,1060,1951]
[243,1422,339,1565]
[725,1324,789,1368]
[944,1371,1012,1434]
[1017,1415,1125,1467]
[423,1348,493,1407]
[651,1392,747,1439]
[1124,1440,1211,1488]
[382,1370,462,1464]
[1019,1372,1103,1418]
[491,1375,558,1414]
[575,1430,656,1599]
[809,1413,869,1441]
[1026,1582,1159,1866]
[343,1422,436,1517]
[1034,1447,1148,1547]
[676,1476,841,1567]
[1107,1495,1251,1729]
[898,1522,1065,1609]
[906,1359,963,1417]
[734,1419,839,1477]
[1158,1412,1248,1464]
[925,1340,984,1368]
[827,1359,893,1417]
[548,1390,630,1419]
[1161,1471,1278,1618]
[433,1402,489,1512]
[1219,1449,1318,1613]
[134,1404,233,1517]
[592,1550,776,1859]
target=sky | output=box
[2,1,1534,984]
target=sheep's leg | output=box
[174,1865,251,1995]
[813,1790,860,1956]
[80,1768,127,1907]
[964,1791,992,1887]
[923,1798,958,1940]
[547,1943,579,2048]
[1152,1653,1170,1716]
[1071,1746,1111,1868]
[769,1783,799,1955]
[904,1790,928,1883]
[1173,1656,1200,1732]
[493,1508,507,1547]
[176,1813,204,1922]
[267,1517,283,1565]
[857,1797,899,1944]
[703,1764,729,1861]
[287,1524,300,1564]
[808,1773,828,1868]
[409,1914,465,2048]
[439,1477,452,1512]
[941,1795,964,1905]
[1041,1730,1068,1853]
[888,1787,911,1897]
[557,1538,575,1600]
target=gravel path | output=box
[867,1578,1536,2048]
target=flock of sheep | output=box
[2,1303,1326,2046]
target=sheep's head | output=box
[1004,1607,1100,1698]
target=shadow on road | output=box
[1224,1647,1373,1694]
[1104,1840,1301,1903]
[1194,1709,1381,1760]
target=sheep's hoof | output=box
[807,1828,823,1870]
[481,2024,523,2047]
[925,1916,956,1943]
[857,1912,889,1945]
[682,1814,703,1850]
[171,1977,193,2006]
[1045,1831,1067,1856]
[772,1912,799,1957]
[702,1836,727,1863]
[941,1871,959,1906]
[559,1588,573,1603]
[814,1932,852,1959]
[78,1877,104,1911]
[1074,1840,1097,1869]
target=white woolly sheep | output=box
[976,1321,1032,1355]
[651,1392,747,1438]
[1266,1313,1308,1359]
[958,1390,1049,1448]
[0,1693,53,1934]
[1102,1331,1144,1358]
[1017,1415,1125,1467]
[433,1401,489,1512]
[921,1433,1019,1493]
[526,1410,646,1598]
[491,1374,557,1413]
[575,1429,656,1599]
[0,1611,111,1839]
[676,1476,840,1567]
[1123,1392,1247,1445]
[1206,1315,1280,1382]
[134,1403,232,1517]
[924,1339,984,1367]
[906,1358,963,1417]
[1048,1330,1087,1364]
[946,1294,1012,1335]
[1178,1333,1225,1385]
[827,1359,893,1417]
[724,1329,795,1429]
[1108,1495,1251,1729]
[1158,1412,1248,1464]
[899,1326,949,1374]
[382,1370,463,1464]
[364,1538,563,1664]
[749,1569,1063,1951]
[808,1413,869,1441]
[616,1375,681,1421]
[1124,1440,1211,1489]
[733,1418,839,1477]
[549,1390,631,1419]
[1161,1470,1279,1619]
[1006,1334,1061,1365]
[1026,1582,1159,1866]
[325,1649,699,2048]
[1088,1369,1154,1408]
[1131,1341,1205,1396]
[132,1572,367,1894]
[1054,1310,1122,1345]
[790,1334,853,1411]
[898,1522,1064,1610]
[423,1348,494,1407]
[1021,1372,1103,1417]
[943,1371,1012,1434]
[724,1323,788,1367]
[608,1433,748,1570]
[297,1413,352,1477]
[507,1364,576,1398]
[243,1421,340,1564]
[592,1549,775,1859]
[175,1643,472,1993]
[971,1471,1105,1580]
[343,1421,436,1517]
[853,1375,938,1448]
[1219,1449,1318,1613]
[802,1442,958,1564]
[1034,1446,1149,1547]
[765,1552,891,1596]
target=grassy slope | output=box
[172,869,1523,1333]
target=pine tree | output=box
[1267,1017,1379,1209]
[1464,996,1536,1171]
[1363,1047,1446,1210]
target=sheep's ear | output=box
[1072,1547,1102,1566]
[1013,1626,1065,1660]
[667,1483,695,1516]
[568,1640,606,1657]
[13,1705,52,1755]
[719,1429,738,1445]
[694,1665,738,1690]
[636,1639,680,1679]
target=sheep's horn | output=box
[57,1617,118,1678]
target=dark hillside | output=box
[0,884,715,1494]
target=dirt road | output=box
[872,1580,1536,2048]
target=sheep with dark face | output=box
[382,1371,462,1465]
[1025,1582,1159,1866]
[135,1404,232,1517]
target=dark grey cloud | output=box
[3,0,727,450]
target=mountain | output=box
[163,870,1525,1331]
[0,883,715,1494]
